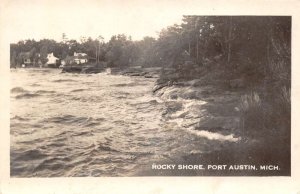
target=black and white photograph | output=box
[2,0,300,193]
[2,1,300,193]
[7,6,292,177]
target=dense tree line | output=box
[11,16,290,88]
[10,34,159,68]
[156,16,290,83]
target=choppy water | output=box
[10,68,230,177]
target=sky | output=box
[1,0,188,43]
[2,0,295,43]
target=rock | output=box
[187,79,203,87]
[169,93,178,99]
[196,116,240,131]
[126,72,147,76]
[62,66,82,73]
[128,73,141,76]
[152,84,167,93]
[81,67,103,74]
[164,101,183,113]
[180,90,198,99]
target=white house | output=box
[74,52,88,64]
[47,53,59,65]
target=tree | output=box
[40,45,48,64]
[135,37,159,67]
[155,24,185,68]
[105,34,133,67]
[10,50,17,67]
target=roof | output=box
[76,55,88,59]
[19,52,31,59]
[63,54,95,61]
[74,52,87,56]
[47,53,59,59]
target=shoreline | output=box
[10,67,291,176]
[140,74,291,176]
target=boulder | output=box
[196,116,240,131]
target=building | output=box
[74,52,88,64]
[24,58,31,65]
[21,52,32,66]
[46,53,59,66]
[61,52,91,67]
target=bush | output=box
[273,86,291,131]
[239,86,290,144]
[239,92,265,136]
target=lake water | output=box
[10,68,229,177]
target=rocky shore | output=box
[60,65,290,176]
[109,66,161,79]
[135,77,290,176]
[102,66,243,143]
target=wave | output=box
[43,115,104,126]
[33,158,70,173]
[52,79,77,82]
[70,88,87,92]
[98,144,120,152]
[13,149,47,161]
[15,93,40,99]
[112,82,148,87]
[11,87,28,93]
[12,88,56,98]
[30,83,41,87]
[11,115,29,121]
[72,130,94,137]
[186,128,241,142]
[43,115,87,124]
[130,99,159,106]
[112,83,129,87]
[35,90,56,94]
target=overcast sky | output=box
[2,0,288,43]
[2,0,190,43]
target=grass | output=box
[239,92,265,137]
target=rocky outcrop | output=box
[153,78,242,142]
[61,63,105,74]
[115,67,161,79]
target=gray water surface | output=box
[10,68,224,177]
